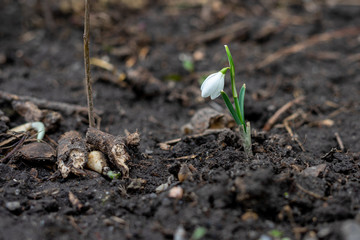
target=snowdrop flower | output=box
[201,67,229,100]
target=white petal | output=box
[201,72,217,91]
[210,74,224,99]
[201,72,224,98]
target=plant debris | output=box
[57,131,87,178]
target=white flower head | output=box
[201,67,229,100]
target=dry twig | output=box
[159,129,225,150]
[334,132,345,151]
[0,90,102,116]
[0,134,27,163]
[84,0,95,128]
[68,216,83,234]
[256,26,360,69]
[263,96,305,131]
[68,191,84,211]
[192,21,249,44]
[283,110,306,151]
[295,183,327,200]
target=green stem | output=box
[224,45,238,99]
[239,122,253,158]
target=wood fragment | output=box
[163,155,197,162]
[125,131,141,146]
[178,164,193,182]
[321,148,338,160]
[12,101,42,122]
[328,106,347,118]
[256,26,360,69]
[308,119,334,128]
[127,178,147,190]
[295,183,327,200]
[110,216,126,225]
[90,57,115,72]
[28,188,60,200]
[11,100,62,132]
[241,211,258,221]
[68,216,83,234]
[283,110,306,151]
[263,96,305,131]
[13,142,56,163]
[0,134,27,163]
[68,191,83,211]
[281,205,301,240]
[334,132,345,151]
[192,21,249,44]
[0,90,102,116]
[160,129,226,148]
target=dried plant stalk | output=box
[84,0,95,128]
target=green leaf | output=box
[221,91,241,126]
[239,84,246,121]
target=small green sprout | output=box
[9,121,45,142]
[200,45,253,157]
[190,226,207,240]
[179,53,195,73]
[269,229,283,238]
[284,192,289,199]
[106,171,121,180]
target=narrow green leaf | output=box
[224,45,237,98]
[239,84,246,121]
[221,91,241,126]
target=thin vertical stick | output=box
[84,0,95,128]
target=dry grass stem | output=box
[84,0,95,128]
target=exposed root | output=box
[57,131,87,178]
[86,127,139,178]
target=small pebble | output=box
[5,201,21,212]
[317,227,331,238]
[259,234,271,240]
[168,186,183,199]
[174,225,186,240]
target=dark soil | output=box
[1,1,360,239]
